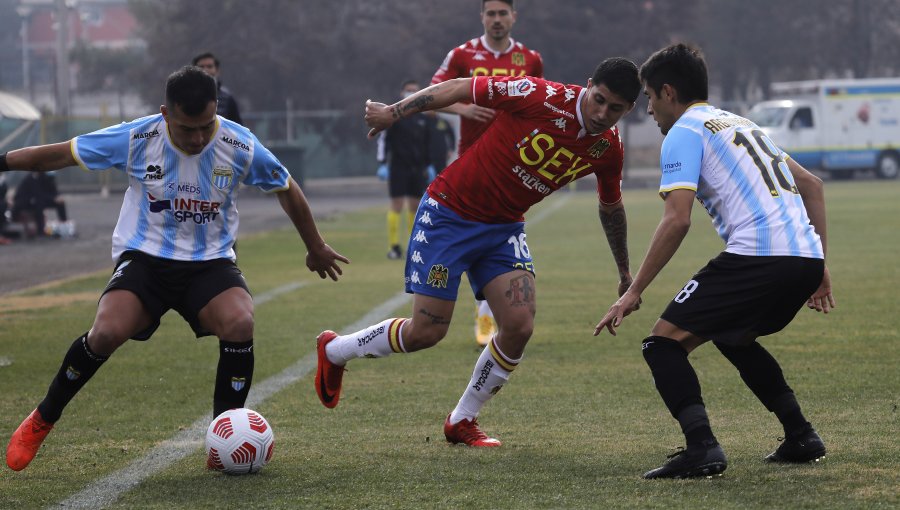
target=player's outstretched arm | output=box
[365,78,473,139]
[598,200,637,299]
[276,178,349,281]
[2,142,78,173]
[594,189,695,336]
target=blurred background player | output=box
[376,79,435,260]
[595,44,833,479]
[431,0,544,347]
[317,58,640,448]
[192,51,243,125]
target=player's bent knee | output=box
[86,327,130,355]
[217,312,254,341]
[403,324,447,351]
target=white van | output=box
[747,78,900,179]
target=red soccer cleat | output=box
[6,408,54,471]
[443,414,502,447]
[315,330,345,409]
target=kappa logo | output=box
[473,52,486,61]
[426,264,449,289]
[553,118,567,131]
[409,271,422,284]
[508,78,535,97]
[143,164,164,181]
[413,230,429,243]
[588,138,611,158]
[545,85,558,98]
[426,197,440,208]
[411,250,424,264]
[418,211,433,225]
[564,88,576,103]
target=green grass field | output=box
[1,181,898,509]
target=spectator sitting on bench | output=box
[12,172,74,239]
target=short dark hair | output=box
[165,66,218,116]
[591,57,641,104]
[191,51,219,68]
[639,43,708,103]
[482,0,513,9]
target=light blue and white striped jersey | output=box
[659,104,823,258]
[71,114,290,262]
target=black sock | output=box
[714,341,811,437]
[642,336,716,448]
[37,333,108,424]
[214,339,254,417]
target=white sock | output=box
[325,318,408,365]
[477,299,495,319]
[449,337,520,424]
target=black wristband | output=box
[0,153,9,173]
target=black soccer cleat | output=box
[643,442,728,479]
[765,428,826,463]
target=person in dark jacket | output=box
[192,52,243,125]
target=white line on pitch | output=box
[53,193,572,509]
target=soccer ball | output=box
[205,408,275,475]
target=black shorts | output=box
[388,164,428,198]
[102,250,250,341]
[660,252,824,346]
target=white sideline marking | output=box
[53,193,572,509]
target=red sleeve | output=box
[432,47,462,84]
[472,75,543,113]
[531,51,544,79]
[595,134,624,205]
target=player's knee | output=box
[218,311,254,341]
[86,326,129,355]
[499,319,533,344]
[403,323,446,351]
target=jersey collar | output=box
[575,87,601,139]
[479,35,516,58]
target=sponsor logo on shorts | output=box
[413,230,429,243]
[418,211,433,225]
[426,264,449,288]
[426,197,440,209]
[409,271,422,284]
[110,259,131,282]
[410,250,424,264]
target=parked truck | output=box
[747,78,900,179]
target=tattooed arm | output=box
[599,200,634,297]
[365,78,473,138]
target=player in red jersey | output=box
[313,58,641,447]
[432,0,544,346]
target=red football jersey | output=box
[427,76,625,223]
[432,36,543,154]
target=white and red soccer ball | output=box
[205,408,275,475]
